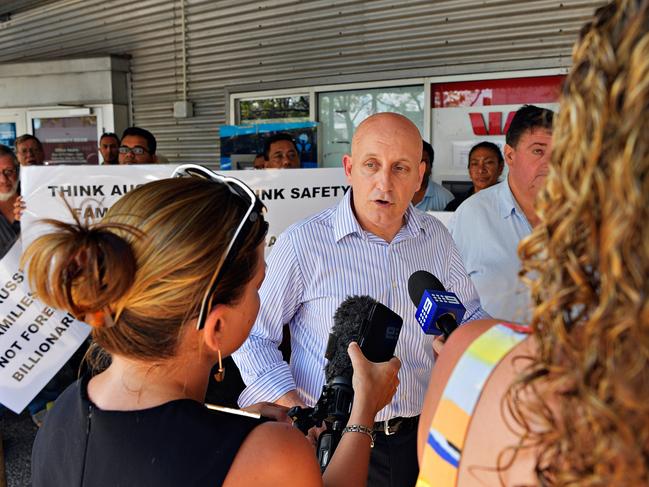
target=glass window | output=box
[318,86,425,167]
[0,122,17,148]
[238,95,310,124]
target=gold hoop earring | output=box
[214,349,225,382]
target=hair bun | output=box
[84,308,116,328]
[21,218,143,323]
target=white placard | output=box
[20,165,350,253]
[0,242,90,413]
[427,211,453,228]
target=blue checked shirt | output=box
[233,190,488,420]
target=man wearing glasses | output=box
[234,113,486,487]
[118,127,158,164]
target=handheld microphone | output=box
[407,270,465,338]
[289,295,403,470]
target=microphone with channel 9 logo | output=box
[408,270,466,338]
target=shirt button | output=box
[392,281,397,289]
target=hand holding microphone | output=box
[347,341,401,424]
[289,295,403,470]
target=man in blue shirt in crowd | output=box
[233,112,487,487]
[449,104,554,322]
[412,141,454,211]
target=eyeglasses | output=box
[172,163,267,330]
[118,146,149,156]
[0,168,17,179]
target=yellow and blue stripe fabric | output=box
[417,323,529,487]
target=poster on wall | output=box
[33,115,99,165]
[430,75,564,185]
[220,121,318,170]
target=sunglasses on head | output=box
[172,164,267,330]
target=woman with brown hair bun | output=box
[28,166,400,487]
[417,1,649,485]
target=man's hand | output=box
[432,335,446,359]
[13,196,25,222]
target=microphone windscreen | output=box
[326,295,378,383]
[407,270,446,306]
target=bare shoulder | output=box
[439,319,504,371]
[224,421,322,487]
[418,319,508,462]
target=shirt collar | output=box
[498,179,526,221]
[333,190,424,242]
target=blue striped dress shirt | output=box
[233,190,488,420]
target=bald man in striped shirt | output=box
[233,113,487,487]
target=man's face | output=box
[99,136,119,164]
[504,128,552,198]
[265,140,300,169]
[468,147,503,192]
[343,114,424,240]
[0,155,18,201]
[253,154,266,170]
[16,139,44,166]
[118,135,155,164]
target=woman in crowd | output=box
[418,0,648,485]
[27,166,400,486]
[444,141,504,211]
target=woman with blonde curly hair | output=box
[417,1,649,485]
[28,166,400,487]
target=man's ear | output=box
[152,154,159,164]
[503,144,515,169]
[418,159,426,186]
[342,154,353,183]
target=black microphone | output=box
[325,295,403,381]
[288,295,403,470]
[407,270,465,338]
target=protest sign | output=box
[0,242,90,413]
[20,164,350,252]
[1,164,349,412]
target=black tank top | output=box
[32,376,263,487]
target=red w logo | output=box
[469,112,516,135]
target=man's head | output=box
[343,113,425,242]
[504,105,554,201]
[99,132,120,165]
[253,153,266,170]
[468,141,504,192]
[119,127,157,164]
[15,134,44,166]
[263,133,300,169]
[412,141,434,206]
[0,145,19,202]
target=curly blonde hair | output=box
[506,1,649,485]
